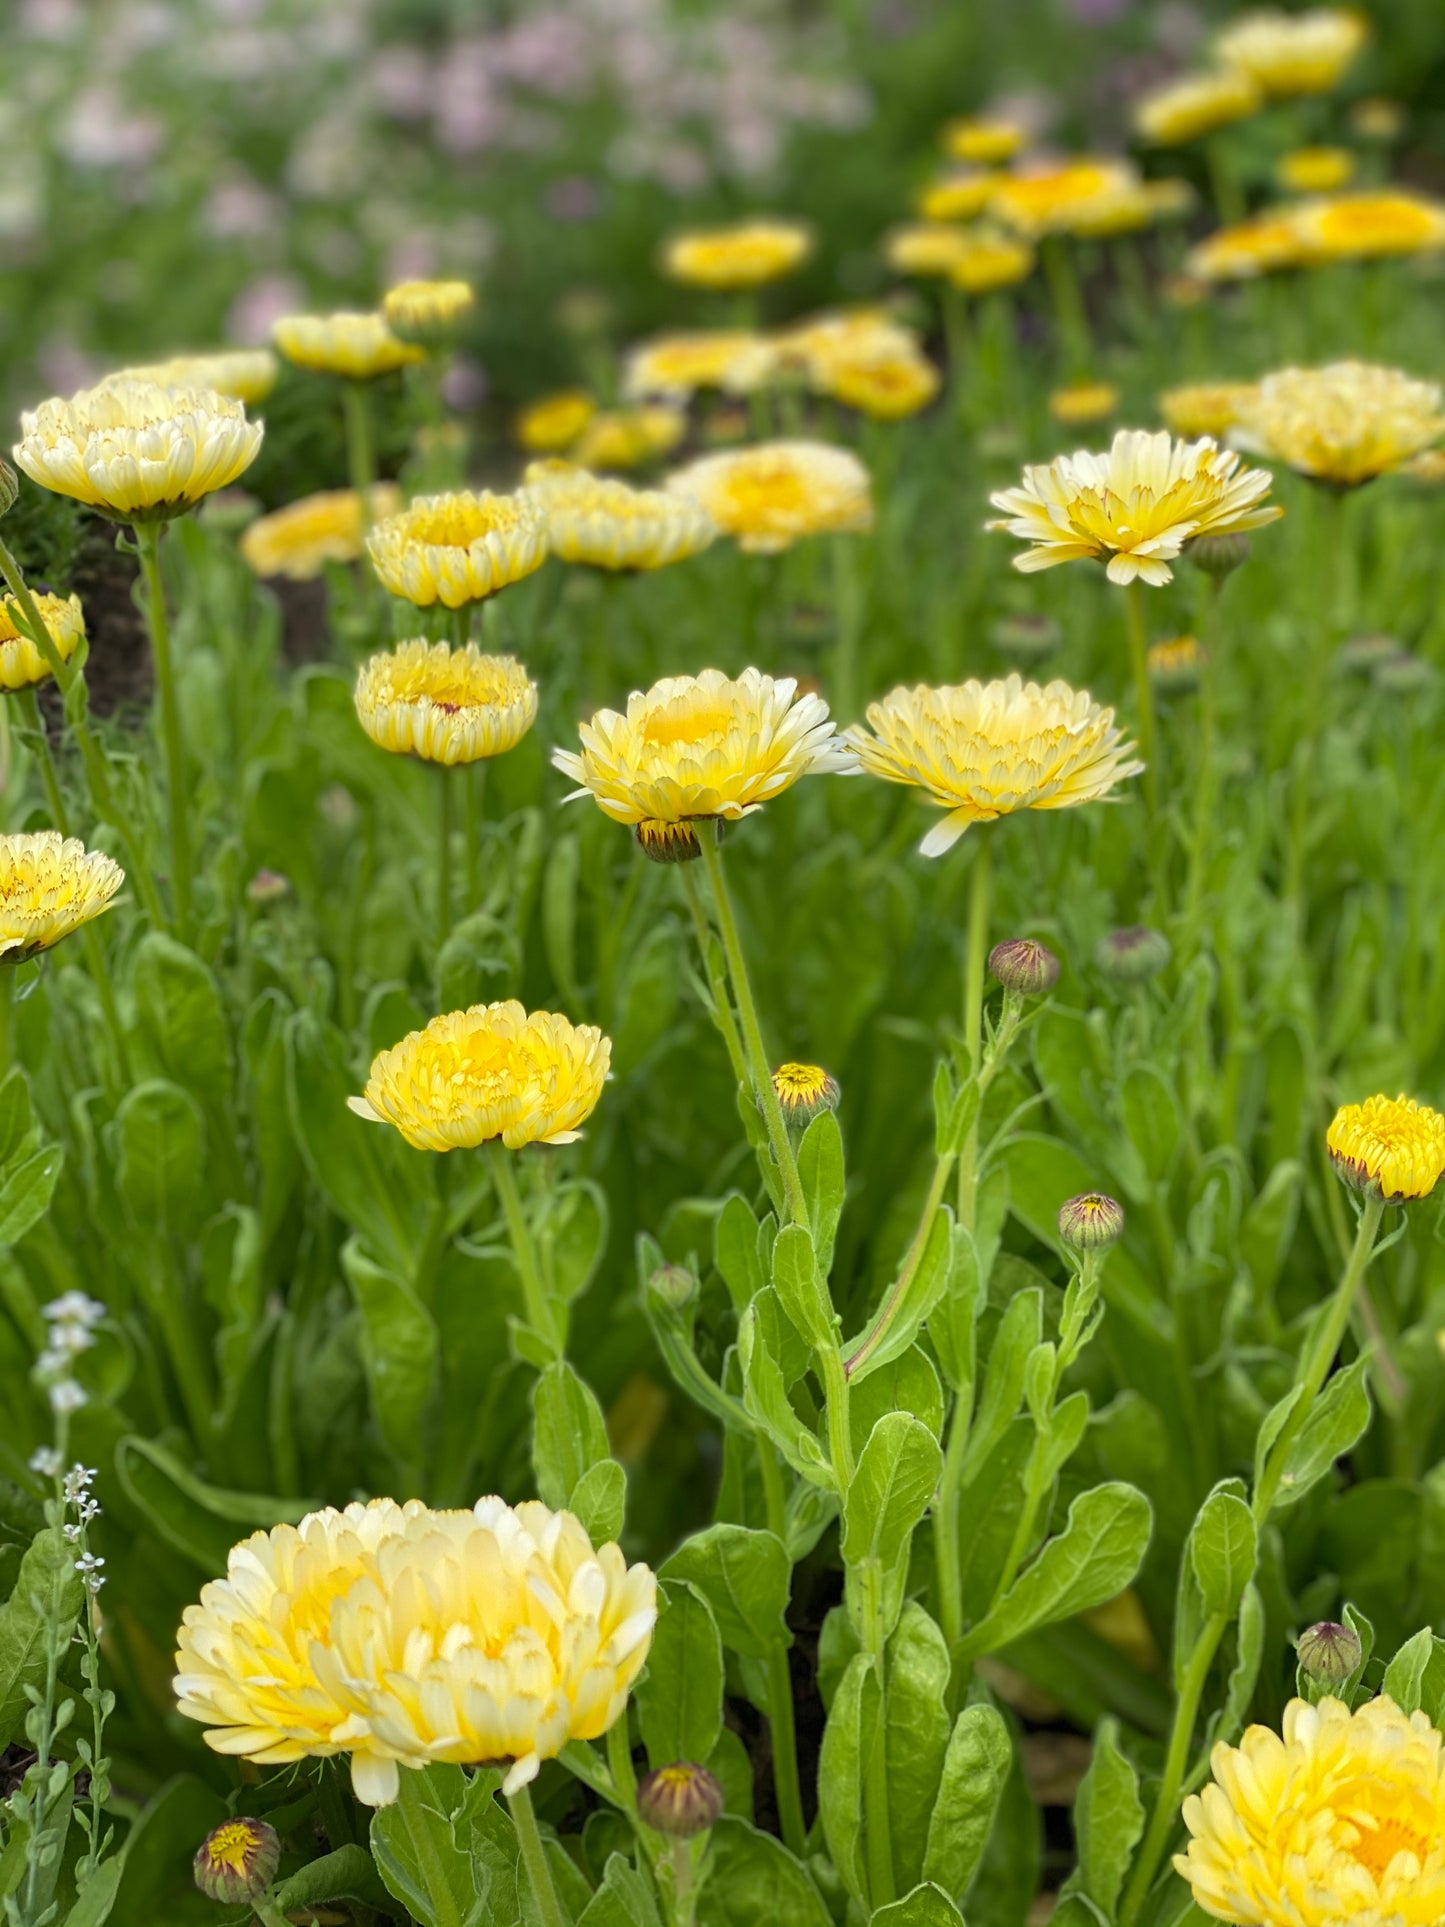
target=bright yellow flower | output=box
[513,390,596,453]
[13,381,263,523]
[987,428,1282,587]
[989,158,1142,236]
[1049,382,1120,426]
[1326,1094,1445,1201]
[661,219,812,290]
[1234,362,1445,486]
[572,406,687,472]
[273,312,425,381]
[102,349,279,407]
[916,170,996,222]
[239,486,402,580]
[354,641,537,767]
[1159,381,1259,439]
[1187,213,1308,280]
[948,229,1036,295]
[1277,145,1356,194]
[1065,178,1194,239]
[942,116,1025,165]
[667,440,873,554]
[0,592,85,692]
[1290,189,1445,260]
[773,1063,840,1118]
[366,490,549,608]
[847,676,1142,857]
[523,461,717,572]
[1215,6,1369,97]
[884,222,970,278]
[553,667,855,852]
[0,831,124,962]
[622,331,778,402]
[1134,68,1262,145]
[350,1002,610,1152]
[1178,1695,1445,1925]
[776,308,920,379]
[818,351,941,421]
[382,278,475,346]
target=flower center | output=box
[1346,1811,1431,1881]
[641,699,735,748]
[408,502,511,548]
[205,1821,259,1874]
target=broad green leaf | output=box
[1189,1482,1257,1619]
[272,1845,391,1915]
[956,1289,1041,1488]
[111,1079,206,1238]
[1058,1716,1143,1918]
[886,1604,952,1893]
[540,1179,609,1306]
[61,1858,123,1927]
[577,1852,662,1926]
[771,1222,836,1352]
[1276,1357,1372,1512]
[0,1143,62,1249]
[661,1524,792,1658]
[849,1350,945,1459]
[933,1062,980,1156]
[113,1436,312,1574]
[0,1070,32,1168]
[699,1815,831,1927]
[871,1886,966,1927]
[370,1764,491,1927]
[637,1581,725,1772]
[842,1413,943,1573]
[132,931,233,1098]
[846,1204,954,1383]
[570,1459,626,1545]
[342,1237,439,1468]
[1120,1064,1180,1182]
[0,1527,84,1749]
[920,1703,1011,1900]
[929,1222,981,1397]
[533,1359,610,1508]
[816,1651,876,1907]
[108,1776,227,1927]
[715,1194,766,1312]
[798,1109,845,1275]
[1382,1627,1445,1716]
[738,1291,834,1489]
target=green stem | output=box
[509,1784,568,1927]
[831,535,863,725]
[1041,237,1092,377]
[679,863,750,1094]
[488,1140,560,1356]
[956,829,992,1222]
[818,1342,855,1488]
[135,524,192,936]
[1286,487,1347,917]
[0,969,11,1084]
[465,762,484,912]
[343,382,378,519]
[934,1398,971,1653]
[250,1898,292,1927]
[757,1434,787,1541]
[438,766,454,945]
[765,1643,807,1858]
[859,1562,896,1909]
[1182,577,1221,954]
[670,1839,698,1927]
[1123,580,1159,824]
[1205,135,1245,227]
[607,1715,639,1811]
[846,1147,957,1378]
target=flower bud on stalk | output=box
[1190,531,1250,578]
[772,1063,840,1123]
[194,1819,280,1905]
[1297,1620,1362,1690]
[1058,1192,1125,1251]
[1096,925,1171,984]
[988,937,1060,998]
[0,460,17,520]
[648,1264,698,1312]
[638,1763,725,1838]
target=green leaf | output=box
[1120,1064,1180,1183]
[0,1527,84,1749]
[886,1603,953,1893]
[929,1222,981,1397]
[132,931,233,1099]
[111,1079,206,1238]
[637,1580,725,1771]
[957,1289,1041,1489]
[850,1350,944,1459]
[108,1776,227,1926]
[920,1702,1011,1900]
[797,1109,845,1275]
[577,1852,662,1926]
[870,1885,966,1927]
[699,1815,831,1926]
[370,1764,491,1927]
[816,1652,876,1907]
[1188,1482,1257,1619]
[1381,1627,1445,1716]
[533,1359,611,1508]
[847,1204,954,1383]
[771,1222,836,1352]
[715,1194,766,1313]
[738,1291,834,1489]
[541,1179,609,1307]
[1058,1716,1144,1918]
[113,1435,312,1574]
[341,1237,439,1469]
[842,1413,943,1574]
[1276,1356,1373,1511]
[272,1844,392,1915]
[661,1524,792,1658]
[0,1143,62,1249]
[61,1858,122,1927]
[570,1459,626,1544]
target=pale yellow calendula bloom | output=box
[1290,189,1445,260]
[661,219,811,290]
[366,490,549,608]
[989,157,1142,236]
[885,222,971,278]
[354,641,537,766]
[382,278,475,346]
[524,461,717,572]
[513,390,595,453]
[273,312,424,380]
[942,116,1026,165]
[819,351,941,422]
[1276,145,1356,194]
[102,348,279,407]
[1187,213,1308,280]
[572,406,687,472]
[0,832,124,962]
[239,486,402,580]
[1049,382,1119,427]
[948,229,1036,295]
[667,440,873,554]
[622,331,778,402]
[1159,381,1259,440]
[1214,6,1369,97]
[0,592,85,693]
[916,171,996,223]
[1134,67,1262,145]
[1233,362,1445,486]
[1326,1093,1445,1201]
[775,308,920,380]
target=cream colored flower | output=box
[355,642,537,766]
[239,486,402,580]
[989,158,1142,236]
[817,352,941,421]
[14,381,263,522]
[1290,189,1445,259]
[1134,68,1262,145]
[102,349,278,407]
[572,407,687,472]
[948,229,1036,295]
[0,832,124,961]
[916,171,996,222]
[382,279,475,346]
[1215,6,1369,97]
[0,592,85,693]
[1159,382,1259,439]
[1233,362,1445,485]
[667,441,873,554]
[524,462,717,571]
[847,676,1142,856]
[987,428,1283,586]
[349,1002,610,1152]
[885,223,970,278]
[776,309,920,380]
[1187,213,1308,280]
[513,390,595,454]
[662,219,812,290]
[623,331,778,402]
[943,116,1026,165]
[273,312,425,381]
[366,490,549,608]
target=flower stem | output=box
[1041,237,1092,377]
[1123,580,1159,822]
[488,1139,560,1356]
[1182,576,1221,956]
[437,767,453,945]
[508,1784,568,1927]
[135,524,192,937]
[956,827,992,1222]
[343,382,377,521]
[765,1643,807,1858]
[670,1839,698,1927]
[678,863,750,1094]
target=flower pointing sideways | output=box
[366,489,549,608]
[240,485,403,580]
[0,832,124,963]
[101,348,279,407]
[273,311,424,381]
[1326,1093,1445,1202]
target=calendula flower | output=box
[524,461,717,571]
[819,351,941,421]
[846,676,1142,856]
[103,349,278,407]
[349,1003,610,1152]
[948,229,1036,295]
[1066,177,1194,239]
[990,158,1142,237]
[382,278,475,346]
[0,832,124,962]
[194,1820,280,1905]
[1215,6,1369,97]
[667,441,873,554]
[14,381,263,522]
[239,485,402,580]
[1148,635,1205,692]
[1159,381,1259,439]
[572,406,687,472]
[916,170,996,222]
[553,667,855,854]
[623,331,778,402]
[355,642,537,767]
[1234,362,1445,486]
[1187,213,1308,281]
[513,390,595,453]
[1177,1696,1445,1926]
[1327,1093,1445,1201]
[273,312,425,381]
[1277,145,1356,194]
[662,219,812,290]
[1290,189,1445,260]
[943,116,1026,165]
[777,309,920,380]
[772,1063,840,1119]
[0,592,84,692]
[987,429,1283,587]
[885,223,970,278]
[367,490,548,608]
[1134,68,1262,145]
[1049,382,1119,426]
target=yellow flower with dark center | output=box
[1049,382,1120,427]
[382,278,476,346]
[572,406,687,472]
[1290,189,1445,260]
[523,461,717,572]
[948,229,1036,295]
[943,116,1026,165]
[14,381,264,522]
[1148,635,1205,692]
[1177,1695,1445,1924]
[1215,6,1369,97]
[553,668,856,840]
[354,642,537,767]
[819,351,941,421]
[239,485,402,580]
[0,831,124,962]
[623,331,778,402]
[884,223,970,278]
[1234,362,1445,486]
[1159,381,1259,439]
[847,676,1142,856]
[103,349,278,407]
[667,441,873,554]
[366,490,548,608]
[1277,145,1356,194]
[989,158,1143,236]
[273,312,425,381]
[916,171,996,222]
[1187,213,1308,280]
[987,428,1283,587]
[349,1002,610,1152]
[662,219,812,290]
[773,1063,840,1119]
[1326,1094,1445,1201]
[1134,68,1262,145]
[0,592,85,692]
[513,390,596,453]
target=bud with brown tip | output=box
[194,1818,280,1905]
[647,1264,698,1313]
[638,1763,724,1838]
[1058,1192,1125,1251]
[1096,925,1171,984]
[1297,1620,1362,1689]
[988,938,1060,998]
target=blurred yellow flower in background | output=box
[990,157,1141,236]
[572,405,687,471]
[847,676,1142,856]
[778,308,921,380]
[1276,145,1357,193]
[1290,189,1445,260]
[273,312,425,380]
[382,278,476,346]
[943,116,1025,165]
[668,440,873,553]
[1134,68,1262,145]
[623,330,778,401]
[1235,362,1445,485]
[103,349,279,407]
[818,350,941,420]
[513,390,596,454]
[350,1002,611,1152]
[948,229,1036,294]
[916,170,996,222]
[1351,95,1406,142]
[0,831,124,962]
[1187,212,1307,280]
[367,490,549,608]
[1049,382,1120,426]
[525,461,717,570]
[1159,381,1259,438]
[354,641,537,766]
[1326,1093,1445,1200]
[1147,635,1205,692]
[662,219,812,290]
[1177,1695,1445,1924]
[1215,6,1369,97]
[885,222,970,277]
[239,486,402,580]
[0,592,85,692]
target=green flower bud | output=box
[1096,925,1171,984]
[637,1763,724,1838]
[990,612,1060,663]
[1297,1620,1362,1689]
[647,1264,698,1312]
[1190,531,1250,578]
[988,938,1060,997]
[0,460,17,519]
[1336,632,1398,675]
[194,1818,280,1905]
[1372,651,1435,696]
[1058,1192,1125,1251]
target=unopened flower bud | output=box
[1058,1192,1125,1251]
[1148,635,1204,694]
[1297,1620,1362,1688]
[772,1062,840,1121]
[638,1763,724,1838]
[1190,532,1250,578]
[1096,925,1171,984]
[635,818,703,865]
[990,612,1060,663]
[194,1818,280,1904]
[648,1264,698,1312]
[988,938,1060,998]
[1372,651,1434,696]
[1336,632,1398,675]
[246,869,291,905]
[0,460,18,519]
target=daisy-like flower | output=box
[572,406,687,472]
[239,485,402,580]
[989,157,1143,237]
[1277,145,1357,194]
[513,390,595,454]
[847,676,1142,856]
[101,349,278,407]
[14,381,263,522]
[382,278,475,346]
[367,490,548,608]
[885,223,971,278]
[662,219,812,290]
[1215,6,1369,97]
[1159,381,1259,439]
[0,832,124,962]
[948,229,1037,295]
[777,309,921,381]
[524,461,717,572]
[1134,68,1262,145]
[349,1002,610,1152]
[817,351,941,422]
[1290,189,1445,260]
[273,312,425,381]
[622,331,778,403]
[553,667,855,856]
[354,642,537,767]
[773,1063,840,1120]
[943,116,1026,165]
[0,592,85,692]
[987,428,1283,587]
[1177,1695,1445,1926]
[667,441,873,554]
[1327,1093,1445,1202]
[1187,213,1308,280]
[194,1820,281,1905]
[1049,382,1120,427]
[1234,362,1445,486]
[916,170,996,223]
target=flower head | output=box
[1327,1093,1445,1202]
[194,1819,280,1905]
[350,1003,610,1152]
[1215,6,1369,97]
[989,938,1061,997]
[623,331,778,402]
[1049,382,1119,427]
[239,485,402,580]
[1177,1695,1445,1926]
[662,219,811,290]
[1148,635,1205,692]
[943,116,1025,165]
[1134,68,1262,146]
[0,592,84,692]
[668,441,873,554]
[777,309,920,382]
[1290,190,1445,261]
[524,462,716,572]
[1234,362,1445,486]
[638,1764,725,1839]
[916,171,996,223]
[1277,146,1357,194]
[355,642,537,767]
[367,490,548,608]
[819,350,941,422]
[847,676,1142,856]
[988,429,1283,586]
[273,312,425,381]
[572,406,687,472]
[1160,382,1259,440]
[1187,213,1308,281]
[948,229,1036,295]
[1096,925,1172,982]
[382,279,475,346]
[514,390,595,453]
[772,1063,840,1120]
[103,349,278,407]
[14,381,263,522]
[990,158,1143,237]
[885,223,972,278]
[0,832,124,962]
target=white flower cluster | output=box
[33,1291,105,1418]
[62,1465,104,1593]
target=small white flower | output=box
[29,1447,62,1478]
[48,1380,88,1415]
[42,1293,107,1329]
